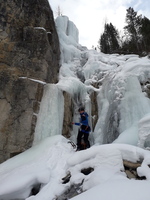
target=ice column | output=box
[33,84,64,145]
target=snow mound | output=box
[0,140,150,200]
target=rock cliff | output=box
[0,0,60,162]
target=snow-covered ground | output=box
[0,136,150,200]
[0,15,150,200]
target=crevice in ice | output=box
[30,183,41,196]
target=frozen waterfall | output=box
[33,16,150,149]
[33,84,64,144]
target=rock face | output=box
[0,0,60,162]
[62,92,73,138]
[90,91,98,130]
[0,0,60,82]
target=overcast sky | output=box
[49,0,150,49]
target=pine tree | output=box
[108,23,120,52]
[124,7,142,53]
[99,33,109,53]
[99,23,120,54]
[140,16,150,52]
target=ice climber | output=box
[72,107,91,151]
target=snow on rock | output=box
[0,135,73,200]
[0,138,150,200]
[19,77,46,85]
[68,144,150,200]
[70,179,150,200]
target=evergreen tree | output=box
[124,7,142,53]
[99,23,120,54]
[99,33,108,53]
[139,16,150,52]
[98,7,150,55]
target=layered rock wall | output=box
[0,0,60,162]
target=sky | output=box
[49,0,150,49]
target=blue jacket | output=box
[75,112,91,133]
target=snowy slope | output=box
[0,15,150,200]
[0,136,150,200]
